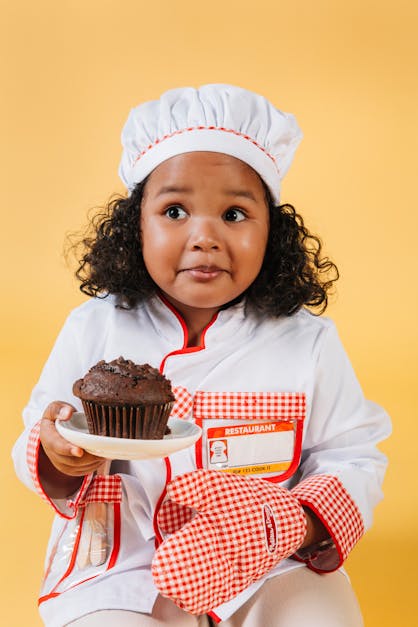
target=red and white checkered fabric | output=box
[27,420,49,504]
[157,498,196,535]
[171,386,193,419]
[152,469,307,614]
[291,474,364,571]
[171,388,306,421]
[193,391,306,421]
[26,419,92,518]
[82,474,122,505]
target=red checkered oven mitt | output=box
[152,469,307,614]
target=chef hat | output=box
[118,84,302,203]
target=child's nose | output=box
[189,219,221,251]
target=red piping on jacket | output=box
[27,421,92,521]
[39,503,122,604]
[153,293,218,546]
[208,610,222,623]
[158,293,219,372]
[153,457,172,547]
[265,418,304,484]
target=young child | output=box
[13,84,391,627]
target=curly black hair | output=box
[70,181,338,316]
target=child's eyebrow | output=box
[156,185,257,201]
[223,189,257,201]
[156,185,192,196]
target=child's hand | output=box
[40,401,104,477]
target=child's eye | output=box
[165,205,187,220]
[223,208,246,222]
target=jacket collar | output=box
[144,293,256,349]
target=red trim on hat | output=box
[132,126,278,169]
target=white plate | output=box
[56,412,202,460]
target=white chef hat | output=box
[118,84,302,203]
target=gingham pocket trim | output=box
[82,475,123,505]
[171,389,306,422]
[171,386,193,419]
[193,391,306,421]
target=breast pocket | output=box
[193,391,305,483]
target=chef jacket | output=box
[12,294,391,626]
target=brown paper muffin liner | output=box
[81,401,174,439]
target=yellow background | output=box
[1,0,417,624]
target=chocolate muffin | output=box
[73,357,175,439]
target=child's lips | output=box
[181,265,227,281]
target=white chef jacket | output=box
[12,294,391,626]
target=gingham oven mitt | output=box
[152,469,307,614]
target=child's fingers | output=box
[41,400,85,457]
[52,455,106,476]
[41,426,105,475]
[42,400,76,423]
[40,414,83,460]
[38,400,106,478]
[40,400,104,473]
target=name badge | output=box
[193,391,306,482]
[206,421,295,475]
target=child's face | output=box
[140,151,269,321]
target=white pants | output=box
[67,568,363,627]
